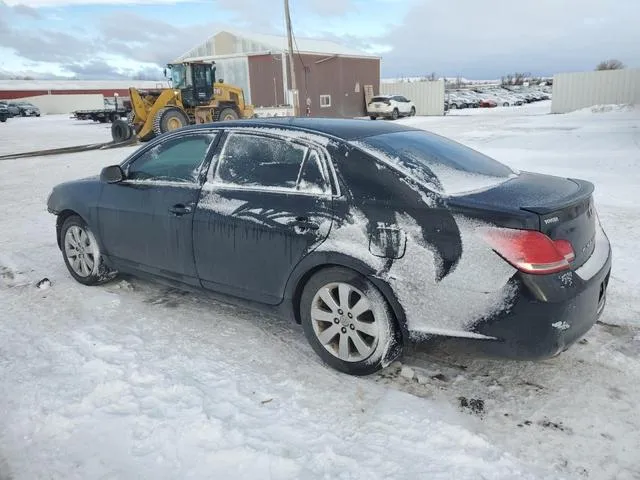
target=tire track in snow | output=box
[93,275,640,479]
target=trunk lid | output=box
[449,171,597,268]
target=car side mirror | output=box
[100,165,124,183]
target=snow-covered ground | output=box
[1,103,639,479]
[0,115,113,156]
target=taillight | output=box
[481,228,575,275]
[554,239,575,262]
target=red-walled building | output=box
[176,30,381,118]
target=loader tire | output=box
[218,107,239,121]
[111,119,133,143]
[153,107,190,136]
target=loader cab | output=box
[167,62,216,108]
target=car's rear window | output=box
[356,130,515,195]
[370,97,389,102]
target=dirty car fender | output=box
[47,176,103,249]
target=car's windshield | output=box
[356,130,515,196]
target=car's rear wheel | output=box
[369,115,377,120]
[300,267,401,376]
[61,215,116,286]
[410,107,416,116]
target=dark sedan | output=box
[47,118,612,375]
[0,104,8,122]
[10,100,40,117]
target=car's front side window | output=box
[214,132,330,194]
[127,133,217,183]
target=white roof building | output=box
[176,29,378,61]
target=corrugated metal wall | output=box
[380,81,445,115]
[247,53,380,118]
[247,54,286,107]
[213,56,252,104]
[551,69,640,113]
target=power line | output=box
[287,2,309,114]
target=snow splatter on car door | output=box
[193,131,335,304]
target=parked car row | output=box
[446,86,551,110]
[0,100,41,117]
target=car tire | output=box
[300,267,401,376]
[410,107,416,116]
[450,103,457,109]
[60,215,117,286]
[503,102,509,107]
[391,108,399,120]
[0,117,6,123]
[369,115,377,120]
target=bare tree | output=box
[426,72,438,81]
[596,59,625,70]
[513,72,531,85]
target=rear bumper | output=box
[368,109,393,117]
[471,233,612,360]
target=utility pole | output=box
[284,0,299,116]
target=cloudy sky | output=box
[0,0,638,80]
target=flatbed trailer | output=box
[72,107,131,123]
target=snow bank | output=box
[572,103,637,114]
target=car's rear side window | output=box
[215,133,329,194]
[357,130,514,195]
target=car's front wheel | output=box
[300,267,401,376]
[60,215,116,286]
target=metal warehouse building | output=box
[176,30,380,118]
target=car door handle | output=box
[288,217,320,231]
[169,204,192,216]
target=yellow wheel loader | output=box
[111,61,255,143]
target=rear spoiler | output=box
[521,178,594,215]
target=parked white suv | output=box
[367,95,416,120]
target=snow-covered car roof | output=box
[180,117,423,142]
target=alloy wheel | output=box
[64,225,97,278]
[310,282,380,362]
